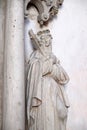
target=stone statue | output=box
[26,29,70,130]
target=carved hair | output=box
[37,29,52,40]
[37,29,50,36]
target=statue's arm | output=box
[42,54,60,76]
[42,59,53,76]
[51,63,69,85]
[57,65,69,85]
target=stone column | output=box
[0,0,5,129]
[2,0,25,130]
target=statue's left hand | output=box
[50,54,59,64]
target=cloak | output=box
[26,51,70,128]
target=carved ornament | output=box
[25,0,64,25]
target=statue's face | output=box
[40,34,52,46]
[38,33,52,56]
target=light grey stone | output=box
[25,0,64,25]
[26,29,69,130]
[0,0,5,129]
[2,0,25,130]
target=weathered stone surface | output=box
[2,0,25,130]
[25,0,64,25]
[0,0,5,129]
[26,29,69,130]
[24,1,87,129]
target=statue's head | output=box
[37,29,53,56]
[29,29,53,56]
[37,29,52,46]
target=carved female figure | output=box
[26,29,70,130]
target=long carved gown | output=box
[26,50,70,130]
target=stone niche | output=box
[24,0,87,130]
[0,0,87,130]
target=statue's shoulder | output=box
[28,56,41,67]
[29,51,42,64]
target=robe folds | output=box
[27,51,70,130]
